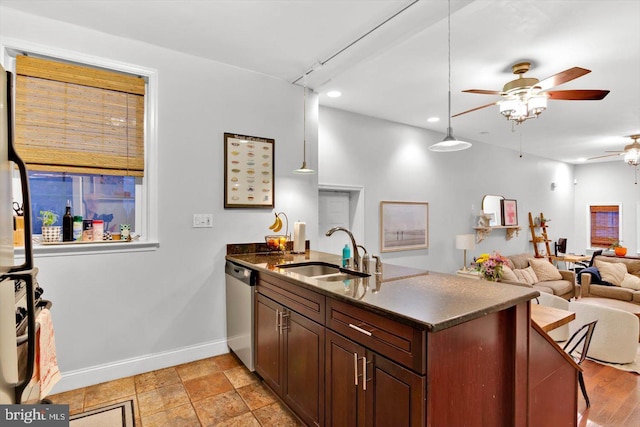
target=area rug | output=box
[70,400,134,427]
[588,343,640,374]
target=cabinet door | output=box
[366,351,425,427]
[325,330,366,427]
[255,293,283,396]
[283,309,325,427]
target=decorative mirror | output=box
[482,194,504,226]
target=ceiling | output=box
[2,0,639,164]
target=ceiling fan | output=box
[588,135,640,166]
[452,62,610,124]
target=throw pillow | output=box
[529,258,562,281]
[513,266,539,285]
[621,273,640,291]
[595,260,627,286]
[501,265,520,282]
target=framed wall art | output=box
[380,201,429,252]
[501,199,518,226]
[224,133,275,208]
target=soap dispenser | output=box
[342,244,350,268]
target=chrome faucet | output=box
[357,244,369,274]
[325,227,360,272]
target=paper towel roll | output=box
[293,221,306,253]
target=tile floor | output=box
[49,353,303,426]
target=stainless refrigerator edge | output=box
[0,63,44,404]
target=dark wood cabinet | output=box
[255,282,325,426]
[325,330,425,427]
[255,270,541,427]
[325,330,365,426]
[255,293,283,396]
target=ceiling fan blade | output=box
[452,102,497,117]
[462,89,502,95]
[537,67,591,90]
[546,89,610,100]
[587,153,623,160]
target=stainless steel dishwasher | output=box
[225,260,256,371]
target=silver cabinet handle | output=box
[354,353,359,386]
[275,309,280,333]
[281,311,290,332]
[362,356,367,391]
[348,323,372,336]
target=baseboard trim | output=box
[50,339,228,394]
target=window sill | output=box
[14,240,160,258]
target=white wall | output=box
[319,106,578,272]
[574,160,639,255]
[1,8,318,392]
[4,5,633,396]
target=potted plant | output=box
[609,240,627,257]
[39,210,61,243]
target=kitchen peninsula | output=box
[226,248,576,426]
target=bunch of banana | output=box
[268,213,283,233]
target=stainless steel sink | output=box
[276,261,369,281]
[314,273,363,282]
[279,263,341,277]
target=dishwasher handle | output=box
[225,261,256,286]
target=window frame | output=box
[2,40,158,255]
[586,203,622,249]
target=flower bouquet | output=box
[474,252,509,281]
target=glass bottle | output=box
[62,201,73,241]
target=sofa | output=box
[580,255,640,304]
[498,253,576,300]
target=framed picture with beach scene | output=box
[380,201,429,252]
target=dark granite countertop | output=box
[226,250,539,332]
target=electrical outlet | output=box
[193,214,213,228]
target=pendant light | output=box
[293,79,315,174]
[429,0,471,152]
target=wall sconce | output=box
[455,234,475,271]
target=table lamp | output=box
[456,234,475,271]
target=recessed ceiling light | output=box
[427,117,440,123]
[327,90,342,98]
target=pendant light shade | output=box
[429,0,471,152]
[293,82,315,174]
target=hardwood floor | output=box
[48,353,638,426]
[578,360,640,426]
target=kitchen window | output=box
[589,205,620,248]
[5,46,157,247]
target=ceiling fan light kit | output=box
[588,135,640,167]
[455,61,610,125]
[623,136,640,166]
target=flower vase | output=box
[41,226,61,243]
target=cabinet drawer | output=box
[257,273,325,324]
[327,298,425,374]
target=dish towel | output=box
[30,308,61,399]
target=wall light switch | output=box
[193,214,213,228]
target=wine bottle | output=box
[62,200,73,241]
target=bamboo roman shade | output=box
[15,55,146,177]
[590,205,619,247]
